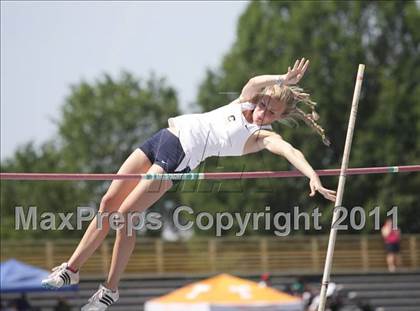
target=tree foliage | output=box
[184,0,420,234]
[1,73,180,238]
[1,1,419,239]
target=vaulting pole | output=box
[318,64,365,311]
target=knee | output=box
[116,225,137,239]
[116,203,135,215]
[99,195,119,214]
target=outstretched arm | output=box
[255,131,336,202]
[240,58,309,102]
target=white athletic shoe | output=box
[41,262,79,289]
[81,284,119,311]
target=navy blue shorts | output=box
[385,242,400,254]
[139,128,191,174]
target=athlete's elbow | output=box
[243,78,256,92]
[247,77,257,85]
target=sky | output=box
[1,1,248,160]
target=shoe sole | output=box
[41,281,60,290]
[41,281,79,289]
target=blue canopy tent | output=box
[0,259,78,292]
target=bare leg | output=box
[387,253,396,272]
[67,149,152,270]
[105,164,172,290]
[395,253,401,270]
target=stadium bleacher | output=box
[1,272,419,311]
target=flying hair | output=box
[251,84,331,146]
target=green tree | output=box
[58,72,178,176]
[1,73,181,239]
[0,141,83,239]
[182,0,420,234]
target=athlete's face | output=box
[252,95,285,125]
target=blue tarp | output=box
[0,259,77,292]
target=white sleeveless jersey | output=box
[168,99,272,170]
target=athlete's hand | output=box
[309,175,336,202]
[282,58,309,85]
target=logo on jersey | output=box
[228,115,236,122]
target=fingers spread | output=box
[327,192,336,202]
[322,192,334,201]
[293,59,299,71]
[317,187,336,202]
[322,188,336,195]
[298,58,305,69]
[301,60,309,75]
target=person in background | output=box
[258,273,272,287]
[290,277,305,296]
[381,217,401,272]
